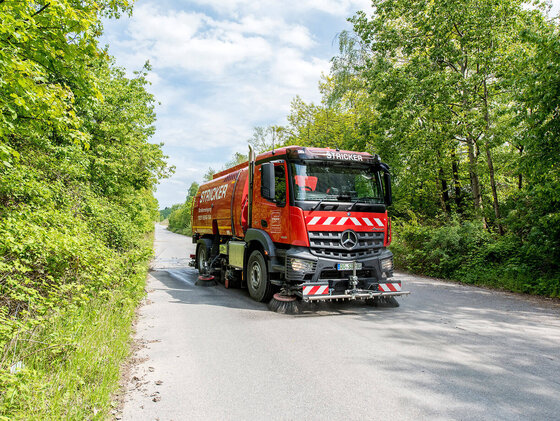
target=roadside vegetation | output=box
[290,0,559,296]
[163,182,198,235]
[0,1,170,419]
[170,0,559,297]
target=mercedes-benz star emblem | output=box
[340,230,358,250]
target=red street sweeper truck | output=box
[190,145,409,311]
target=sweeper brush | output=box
[367,296,400,307]
[196,275,217,287]
[268,293,303,314]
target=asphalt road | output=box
[121,224,560,421]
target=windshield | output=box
[290,161,385,204]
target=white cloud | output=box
[278,25,316,49]
[131,6,205,42]
[187,0,372,17]
[118,5,321,77]
[103,0,367,206]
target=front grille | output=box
[308,231,384,260]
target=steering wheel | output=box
[304,186,312,192]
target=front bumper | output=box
[302,289,409,302]
[299,280,409,301]
[284,247,409,300]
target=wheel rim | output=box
[198,247,206,272]
[250,261,261,290]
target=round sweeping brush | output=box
[196,275,217,287]
[268,293,302,314]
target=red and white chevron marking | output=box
[378,282,401,292]
[302,285,329,296]
[305,216,384,228]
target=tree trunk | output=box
[451,149,463,213]
[460,51,484,221]
[466,136,482,212]
[518,145,524,190]
[436,150,450,215]
[485,143,503,235]
[438,168,450,215]
[482,77,504,235]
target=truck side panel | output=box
[192,171,239,236]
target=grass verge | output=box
[0,250,149,420]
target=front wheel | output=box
[196,243,209,275]
[247,250,274,302]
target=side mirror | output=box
[261,162,275,201]
[383,171,392,206]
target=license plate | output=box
[337,262,362,271]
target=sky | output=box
[101,0,560,209]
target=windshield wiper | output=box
[347,198,360,211]
[347,197,381,211]
[311,196,337,211]
[311,197,329,211]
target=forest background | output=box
[166,0,560,298]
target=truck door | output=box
[253,160,290,244]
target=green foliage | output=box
[0,0,169,418]
[248,125,287,153]
[160,205,176,221]
[168,202,193,235]
[0,0,132,162]
[0,242,149,419]
[267,0,559,297]
[391,219,559,296]
[167,182,199,235]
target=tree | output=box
[248,125,287,153]
[347,0,546,230]
[203,167,216,181]
[503,17,560,278]
[168,181,200,235]
[0,1,132,167]
[0,1,172,415]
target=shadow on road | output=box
[148,266,402,317]
[350,281,560,420]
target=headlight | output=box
[381,257,393,272]
[289,258,315,272]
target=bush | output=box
[0,156,157,418]
[0,39,167,417]
[167,183,199,236]
[168,202,193,235]
[391,218,560,297]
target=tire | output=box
[196,243,208,275]
[247,250,274,302]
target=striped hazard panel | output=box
[305,216,384,228]
[302,284,329,296]
[378,282,402,292]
